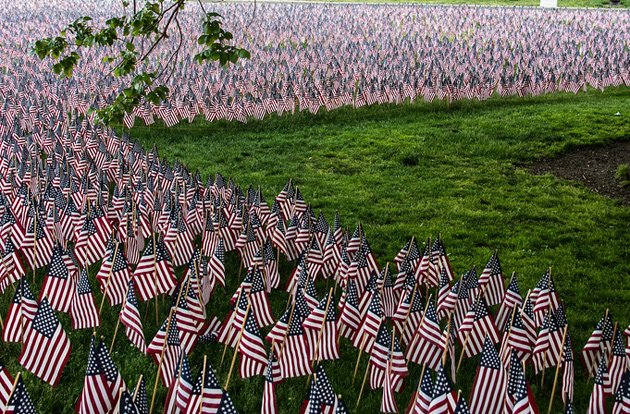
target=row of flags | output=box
[0,102,628,413]
[0,1,629,129]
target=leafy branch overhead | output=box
[32,0,250,126]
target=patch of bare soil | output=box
[528,140,630,205]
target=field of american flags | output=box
[1,1,628,129]
[0,0,629,413]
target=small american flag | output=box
[18,297,72,387]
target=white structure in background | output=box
[540,0,558,7]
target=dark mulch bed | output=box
[529,140,630,205]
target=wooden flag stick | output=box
[278,296,298,360]
[356,350,371,410]
[305,288,335,390]
[220,286,247,369]
[441,314,453,367]
[352,334,368,386]
[99,241,120,315]
[540,304,553,388]
[225,303,251,390]
[133,375,143,402]
[311,288,334,366]
[5,371,21,407]
[197,355,207,414]
[456,286,488,373]
[32,208,38,284]
[547,324,569,414]
[152,232,159,326]
[149,307,176,414]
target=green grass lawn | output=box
[1,87,629,413]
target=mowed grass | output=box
[0,87,628,413]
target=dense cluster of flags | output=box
[1,0,629,129]
[0,103,628,413]
[0,1,628,413]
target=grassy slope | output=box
[0,87,628,413]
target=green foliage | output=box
[31,0,249,126]
[615,163,630,187]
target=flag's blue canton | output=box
[32,298,59,339]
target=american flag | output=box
[2,278,37,343]
[146,315,183,387]
[0,237,25,293]
[587,357,609,414]
[39,244,76,313]
[427,364,457,414]
[612,371,630,414]
[4,376,37,414]
[70,267,99,329]
[187,359,223,414]
[562,333,575,405]
[457,296,500,358]
[504,351,536,414]
[168,352,193,414]
[18,297,72,387]
[115,390,140,414]
[0,358,13,412]
[77,338,125,414]
[353,289,383,352]
[261,348,282,414]
[581,311,614,378]
[96,241,131,307]
[246,266,275,328]
[380,366,398,414]
[500,308,533,365]
[278,306,312,379]
[205,238,226,300]
[369,325,408,393]
[469,337,506,414]
[531,270,560,324]
[238,308,268,378]
[133,234,177,301]
[302,292,339,362]
[607,330,628,400]
[478,253,505,307]
[119,280,146,354]
[216,392,238,414]
[406,367,432,414]
[496,273,522,332]
[415,238,439,288]
[407,298,444,370]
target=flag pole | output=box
[110,278,134,353]
[547,324,569,414]
[540,303,552,388]
[277,296,297,360]
[225,302,251,391]
[149,306,176,414]
[305,288,334,390]
[152,232,159,326]
[32,206,38,284]
[5,371,21,408]
[457,286,487,372]
[220,285,246,369]
[133,375,143,402]
[441,314,453,366]
[311,288,334,367]
[197,355,207,414]
[99,241,120,315]
[352,334,368,386]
